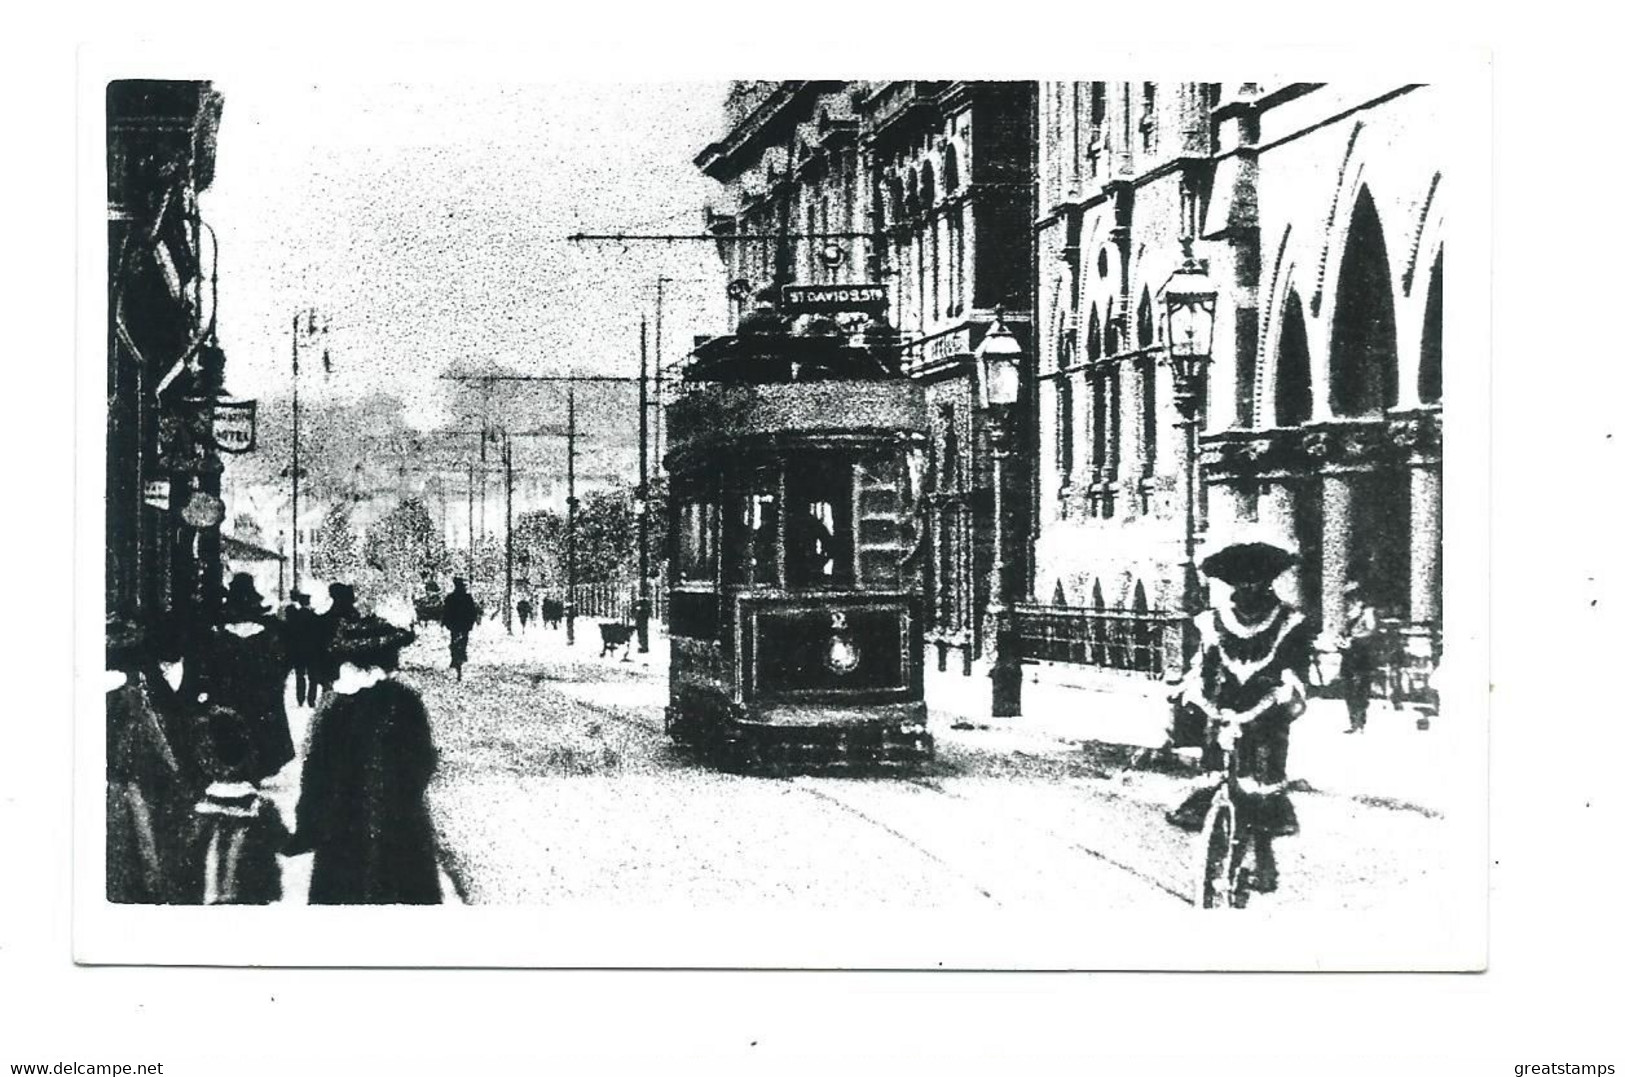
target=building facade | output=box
[1028,81,1445,687]
[696,80,1035,674]
[106,80,229,623]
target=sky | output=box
[202,80,731,432]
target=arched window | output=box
[1086,307,1101,361]
[1136,289,1154,348]
[1330,188,1399,417]
[942,143,960,193]
[1275,290,1313,426]
[921,161,936,212]
[906,170,920,220]
[1104,299,1120,355]
[1056,375,1074,481]
[887,177,904,224]
[1419,251,1443,405]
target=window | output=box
[1140,83,1157,153]
[786,458,854,588]
[676,499,719,582]
[943,143,960,193]
[1057,376,1075,484]
[727,468,779,587]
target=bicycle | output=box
[1188,683,1303,909]
[1197,725,1253,909]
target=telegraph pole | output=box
[654,276,669,468]
[503,431,515,634]
[290,312,301,591]
[566,385,578,648]
[637,318,651,653]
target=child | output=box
[190,706,289,905]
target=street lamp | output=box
[977,311,1024,718]
[1159,239,1218,628]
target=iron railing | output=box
[1012,602,1186,678]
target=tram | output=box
[664,311,932,768]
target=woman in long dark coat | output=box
[202,574,294,782]
[289,616,440,904]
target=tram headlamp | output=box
[823,612,862,675]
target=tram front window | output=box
[727,476,780,587]
[786,461,853,588]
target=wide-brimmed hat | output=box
[1343,579,1364,595]
[1199,530,1298,587]
[220,573,270,623]
[329,614,416,666]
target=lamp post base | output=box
[989,615,1023,718]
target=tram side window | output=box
[786,460,854,588]
[676,499,719,582]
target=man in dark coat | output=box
[315,582,361,693]
[442,576,478,681]
[106,613,199,904]
[283,590,322,708]
[201,574,295,783]
[288,616,440,904]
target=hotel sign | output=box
[780,284,888,314]
[210,399,258,455]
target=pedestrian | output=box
[287,615,441,904]
[283,590,322,708]
[1337,580,1380,733]
[201,574,295,783]
[1164,532,1312,895]
[315,581,361,694]
[189,705,289,905]
[516,597,533,633]
[105,613,199,903]
[442,576,478,681]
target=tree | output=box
[310,502,362,585]
[363,497,451,600]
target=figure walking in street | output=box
[105,613,204,903]
[202,574,295,783]
[288,616,441,904]
[516,596,533,633]
[283,590,322,708]
[316,581,361,695]
[442,576,478,681]
[1338,580,1380,733]
[1165,534,1312,896]
[189,706,289,905]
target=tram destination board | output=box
[780,283,888,314]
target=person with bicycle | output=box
[1165,533,1313,895]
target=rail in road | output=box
[544,678,1189,908]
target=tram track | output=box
[900,775,1197,907]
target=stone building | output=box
[106,80,228,623]
[1028,81,1445,689]
[695,80,1035,674]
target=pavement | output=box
[923,658,1466,816]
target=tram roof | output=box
[665,377,927,470]
[681,328,902,385]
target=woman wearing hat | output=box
[105,613,198,902]
[289,615,441,904]
[200,574,295,783]
[1165,533,1313,895]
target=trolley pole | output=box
[566,386,578,648]
[637,317,651,654]
[466,460,475,581]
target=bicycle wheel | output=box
[1197,799,1235,909]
